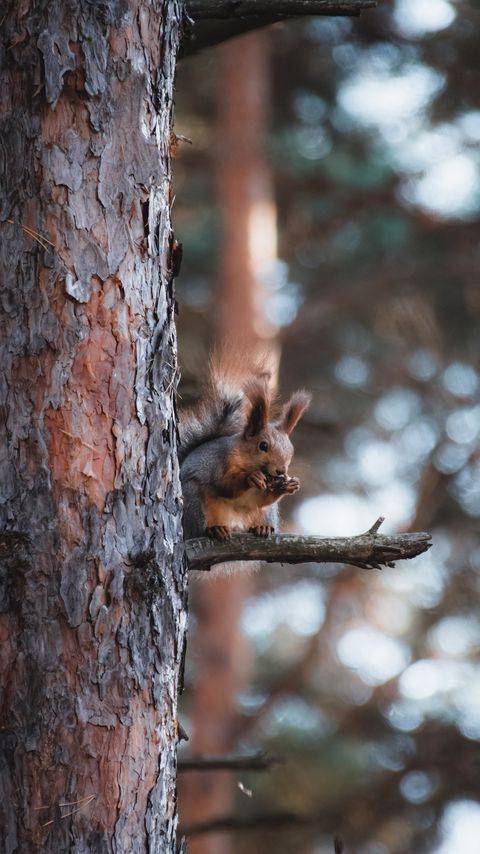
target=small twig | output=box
[178,721,190,742]
[185,518,432,572]
[178,752,282,772]
[366,516,384,535]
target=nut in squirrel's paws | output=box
[266,474,300,494]
[282,476,300,494]
[249,524,275,538]
[247,470,268,491]
[205,525,231,541]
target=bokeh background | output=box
[174,1,480,852]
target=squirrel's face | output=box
[242,386,311,476]
[244,426,294,477]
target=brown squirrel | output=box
[179,355,311,542]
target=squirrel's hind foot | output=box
[249,524,275,538]
[205,525,231,541]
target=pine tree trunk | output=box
[0,2,186,851]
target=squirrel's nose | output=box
[276,468,286,476]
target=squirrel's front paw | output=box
[249,524,275,538]
[247,470,268,491]
[205,525,231,541]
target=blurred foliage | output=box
[175,1,480,851]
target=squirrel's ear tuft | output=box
[243,381,269,439]
[280,390,311,434]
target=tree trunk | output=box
[0,2,186,852]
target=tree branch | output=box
[185,517,432,572]
[181,809,327,836]
[181,0,377,56]
[178,752,281,772]
[185,0,377,19]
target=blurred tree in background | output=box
[175,1,480,851]
[179,31,276,854]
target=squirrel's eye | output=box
[259,441,269,452]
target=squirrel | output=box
[179,354,311,544]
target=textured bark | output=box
[0,2,186,852]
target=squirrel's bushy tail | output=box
[178,350,271,463]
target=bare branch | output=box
[181,0,377,56]
[178,752,282,772]
[185,0,377,19]
[181,809,326,836]
[185,518,432,572]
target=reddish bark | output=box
[0,2,185,851]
